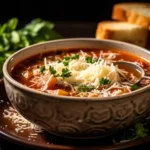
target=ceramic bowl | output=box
[3,38,150,139]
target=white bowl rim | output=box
[3,38,150,102]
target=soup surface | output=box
[11,48,150,97]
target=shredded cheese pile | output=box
[3,106,42,133]
[44,51,124,88]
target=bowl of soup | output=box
[3,38,150,139]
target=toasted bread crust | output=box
[112,3,150,29]
[96,22,114,39]
[95,21,149,47]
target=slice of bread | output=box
[95,21,149,47]
[112,3,150,29]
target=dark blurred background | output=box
[0,0,149,38]
[1,0,150,22]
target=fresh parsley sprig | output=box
[131,84,140,91]
[63,61,69,66]
[49,66,71,78]
[0,18,62,78]
[99,77,111,86]
[49,66,56,74]
[62,54,80,66]
[113,122,148,144]
[135,123,148,138]
[61,68,72,78]
[40,66,46,74]
[64,56,70,60]
[78,84,95,92]
[71,54,79,60]
[85,56,99,64]
[86,57,93,63]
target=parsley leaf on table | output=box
[135,123,148,138]
[113,122,148,144]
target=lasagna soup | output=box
[11,48,150,97]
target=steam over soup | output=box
[11,48,150,97]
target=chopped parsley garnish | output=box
[49,66,56,74]
[58,60,61,63]
[78,84,95,92]
[99,77,111,86]
[71,54,79,59]
[131,84,140,91]
[49,65,72,78]
[61,68,72,78]
[86,57,92,63]
[63,61,69,66]
[40,66,45,74]
[64,56,70,60]
[85,57,99,64]
[62,56,70,66]
[54,74,60,77]
[49,66,71,78]
[62,54,79,66]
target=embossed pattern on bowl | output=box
[3,38,150,139]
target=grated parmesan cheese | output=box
[44,51,123,88]
[3,106,42,133]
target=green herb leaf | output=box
[49,66,56,74]
[54,74,60,77]
[11,31,20,44]
[0,24,7,34]
[99,77,111,86]
[78,84,95,92]
[85,56,99,64]
[40,66,45,74]
[61,68,72,78]
[6,18,18,32]
[0,18,62,77]
[63,61,69,66]
[131,84,140,91]
[135,123,148,138]
[86,56,92,63]
[112,122,149,144]
[49,66,71,78]
[64,56,70,60]
[71,54,79,59]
